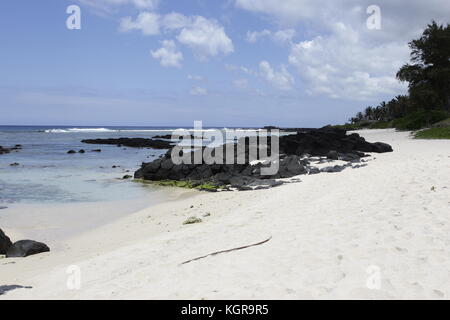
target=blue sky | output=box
[1,0,449,127]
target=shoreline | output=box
[1,129,450,299]
[0,186,199,250]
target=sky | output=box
[1,0,449,127]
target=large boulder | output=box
[277,155,307,178]
[0,229,13,254]
[369,142,393,153]
[6,240,50,258]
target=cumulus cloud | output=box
[190,86,208,96]
[118,11,234,60]
[151,40,183,67]
[119,11,160,35]
[259,61,294,91]
[236,0,450,33]
[236,0,450,100]
[176,16,234,59]
[288,22,408,99]
[162,12,192,30]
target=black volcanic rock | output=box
[153,134,206,140]
[0,229,13,255]
[0,145,22,155]
[81,138,173,149]
[134,127,393,190]
[6,240,50,258]
[277,127,392,156]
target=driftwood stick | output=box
[180,236,272,265]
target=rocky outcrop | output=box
[6,240,50,258]
[0,229,12,255]
[81,138,173,149]
[277,127,393,156]
[152,134,204,140]
[135,128,393,190]
[0,229,49,258]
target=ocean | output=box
[0,125,262,204]
[0,126,192,204]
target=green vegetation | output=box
[133,179,223,191]
[369,121,393,129]
[414,127,450,139]
[391,110,449,130]
[332,123,366,130]
[343,21,450,136]
[332,120,393,130]
[432,118,450,128]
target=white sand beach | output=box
[1,129,450,299]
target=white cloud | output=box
[151,40,183,67]
[118,12,234,60]
[162,12,192,30]
[236,0,450,100]
[246,30,271,43]
[273,29,296,43]
[236,0,450,39]
[259,61,294,91]
[190,86,208,96]
[246,29,295,44]
[288,22,408,99]
[119,12,160,35]
[176,16,234,59]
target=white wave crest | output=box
[44,128,114,133]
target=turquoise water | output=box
[0,126,183,204]
[0,125,265,204]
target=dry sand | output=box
[1,129,450,299]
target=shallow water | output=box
[0,126,191,204]
[0,125,267,204]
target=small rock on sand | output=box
[183,217,202,225]
[6,240,50,258]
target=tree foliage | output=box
[350,21,450,126]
